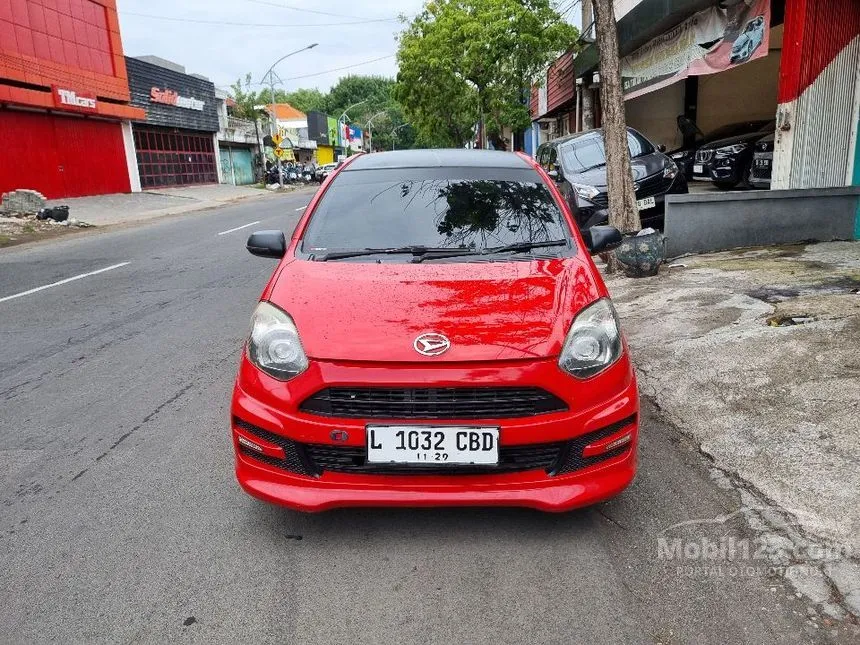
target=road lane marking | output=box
[0,262,131,304]
[217,221,261,236]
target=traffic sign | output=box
[273,147,294,161]
[271,132,283,147]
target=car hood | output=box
[267,256,602,363]
[700,131,771,150]
[571,153,668,189]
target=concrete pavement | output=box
[1,199,857,643]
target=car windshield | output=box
[300,167,572,260]
[559,130,655,173]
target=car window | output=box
[300,167,572,258]
[706,121,770,140]
[559,130,654,173]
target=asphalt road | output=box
[0,191,849,644]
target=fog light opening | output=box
[582,431,633,458]
[237,435,265,453]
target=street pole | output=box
[364,110,388,154]
[261,43,318,187]
[338,99,369,158]
[391,123,409,151]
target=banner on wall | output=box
[621,0,771,100]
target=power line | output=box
[121,11,399,28]
[242,0,398,22]
[282,55,396,80]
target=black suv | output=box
[690,120,774,189]
[537,128,687,230]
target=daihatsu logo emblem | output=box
[414,333,451,356]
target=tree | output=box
[592,0,641,233]
[395,0,579,148]
[282,88,326,114]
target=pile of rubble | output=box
[0,189,93,246]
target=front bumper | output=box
[231,355,639,512]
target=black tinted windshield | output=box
[559,130,655,173]
[300,167,572,258]
[706,120,772,140]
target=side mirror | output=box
[657,144,667,153]
[547,164,562,181]
[582,225,622,255]
[246,230,286,258]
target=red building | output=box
[0,0,145,198]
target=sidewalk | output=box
[44,183,308,227]
[605,241,860,614]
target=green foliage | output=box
[395,0,579,147]
[229,74,415,150]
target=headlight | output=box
[247,302,308,380]
[572,183,600,201]
[558,298,623,378]
[714,143,748,156]
[663,160,679,179]
[670,152,686,160]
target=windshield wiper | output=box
[414,239,569,263]
[581,161,607,172]
[317,245,468,261]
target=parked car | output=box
[730,15,766,64]
[233,149,638,512]
[537,127,687,230]
[693,120,774,189]
[749,133,774,189]
[314,162,338,182]
[669,119,773,182]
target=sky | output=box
[116,0,427,95]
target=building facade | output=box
[125,56,220,189]
[216,88,260,185]
[0,0,144,198]
[531,0,860,191]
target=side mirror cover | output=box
[246,230,286,258]
[582,225,622,255]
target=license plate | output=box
[636,196,656,210]
[755,159,771,168]
[693,164,704,174]
[367,426,499,465]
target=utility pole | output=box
[592,0,641,235]
[391,123,410,150]
[364,110,389,153]
[261,43,317,187]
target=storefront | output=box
[307,111,334,164]
[0,0,144,198]
[125,56,220,188]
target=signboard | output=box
[52,86,97,112]
[621,0,771,100]
[271,132,283,147]
[273,147,294,161]
[150,87,205,111]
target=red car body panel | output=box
[231,152,639,512]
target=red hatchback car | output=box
[231,149,639,512]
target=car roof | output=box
[343,149,532,171]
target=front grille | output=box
[635,173,673,198]
[234,414,636,478]
[695,149,714,163]
[590,172,673,208]
[305,442,566,475]
[299,387,568,420]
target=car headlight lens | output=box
[558,298,623,378]
[572,183,600,201]
[663,160,679,179]
[247,302,308,380]
[715,143,748,156]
